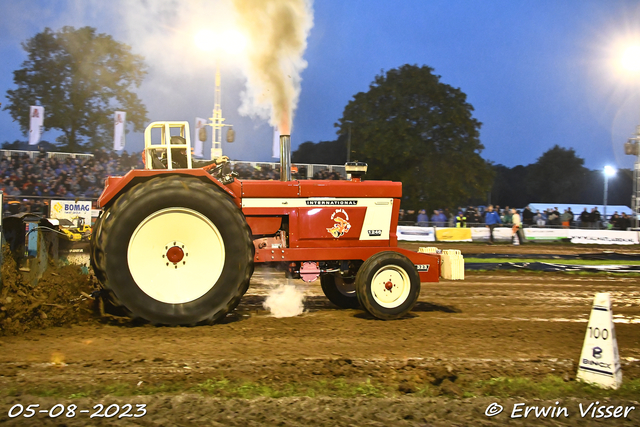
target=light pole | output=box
[194,29,240,160]
[603,165,616,226]
[208,66,230,160]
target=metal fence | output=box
[0,149,94,162]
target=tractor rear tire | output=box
[355,252,420,320]
[320,273,359,309]
[93,175,254,325]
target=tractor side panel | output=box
[246,216,282,236]
[297,180,401,198]
[242,198,395,248]
[240,180,300,198]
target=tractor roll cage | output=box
[143,121,193,170]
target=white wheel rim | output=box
[127,207,225,304]
[370,265,412,308]
[335,275,356,297]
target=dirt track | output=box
[0,242,639,426]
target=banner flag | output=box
[272,126,280,159]
[113,111,126,151]
[194,117,207,158]
[29,106,44,145]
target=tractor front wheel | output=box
[355,252,420,320]
[93,176,253,325]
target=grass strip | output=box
[4,376,640,400]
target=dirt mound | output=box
[0,245,98,336]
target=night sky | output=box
[1,0,640,171]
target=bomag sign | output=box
[50,200,92,224]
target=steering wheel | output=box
[210,162,226,179]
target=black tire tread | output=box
[320,274,359,309]
[90,208,108,285]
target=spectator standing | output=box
[560,209,571,229]
[620,213,631,230]
[546,209,559,227]
[550,207,561,227]
[580,208,590,229]
[465,206,478,226]
[433,209,447,227]
[610,212,620,230]
[416,209,429,226]
[484,205,502,245]
[511,208,525,245]
[445,208,455,227]
[502,207,512,225]
[534,209,546,227]
[405,209,417,224]
[522,206,534,227]
[592,207,601,229]
[567,207,575,227]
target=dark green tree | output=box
[335,64,493,210]
[4,26,148,152]
[490,164,534,207]
[292,136,347,164]
[526,145,589,203]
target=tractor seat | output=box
[150,149,167,169]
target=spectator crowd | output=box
[399,205,633,231]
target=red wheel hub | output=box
[385,280,393,290]
[166,246,184,263]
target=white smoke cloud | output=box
[232,0,314,134]
[263,283,305,317]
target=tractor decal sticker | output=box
[307,200,357,206]
[327,208,351,238]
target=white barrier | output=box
[568,229,639,245]
[470,227,514,242]
[523,228,568,241]
[397,226,640,245]
[397,226,436,242]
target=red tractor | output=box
[91,121,460,326]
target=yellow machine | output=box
[60,216,92,241]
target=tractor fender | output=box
[97,169,240,209]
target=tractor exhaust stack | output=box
[280,134,291,181]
